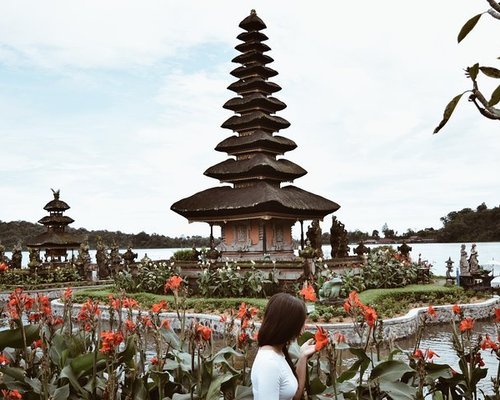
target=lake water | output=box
[6,242,500,277]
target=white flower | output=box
[236,266,240,270]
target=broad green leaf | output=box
[298,331,314,346]
[0,325,40,350]
[424,363,453,380]
[206,373,234,400]
[59,365,87,398]
[468,63,480,80]
[1,367,26,382]
[379,380,417,400]
[370,360,414,382]
[173,394,199,400]
[457,13,482,43]
[235,385,253,400]
[433,391,445,400]
[25,377,42,393]
[131,380,149,400]
[433,93,466,134]
[53,384,70,400]
[309,376,327,395]
[480,66,500,78]
[488,85,500,107]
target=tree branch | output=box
[485,0,500,14]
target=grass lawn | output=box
[358,283,461,305]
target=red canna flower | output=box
[299,282,317,302]
[139,315,153,328]
[0,354,10,366]
[452,304,461,315]
[238,332,248,347]
[425,349,439,361]
[151,300,168,313]
[122,297,139,309]
[333,332,346,344]
[195,324,212,342]
[1,389,22,400]
[150,356,158,365]
[475,353,485,367]
[0,262,8,272]
[32,339,42,349]
[427,305,437,318]
[160,319,170,329]
[100,331,124,354]
[480,334,498,350]
[343,291,362,314]
[362,306,378,327]
[62,287,72,301]
[495,308,500,322]
[164,275,183,293]
[314,326,329,351]
[459,317,475,332]
[125,319,136,332]
[413,349,424,359]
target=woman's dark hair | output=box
[258,293,307,378]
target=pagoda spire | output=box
[206,9,305,187]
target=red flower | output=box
[333,332,346,344]
[452,304,461,315]
[160,319,170,329]
[1,390,22,400]
[425,349,439,361]
[362,306,378,327]
[0,262,8,272]
[125,319,136,332]
[480,334,498,350]
[495,308,500,322]
[475,353,485,367]
[62,287,72,301]
[164,275,183,293]
[238,332,248,347]
[7,288,34,320]
[122,298,139,309]
[343,291,362,314]
[195,324,212,342]
[151,300,168,313]
[0,354,10,366]
[77,299,101,331]
[413,349,424,359]
[150,356,158,365]
[299,283,317,302]
[32,339,42,349]
[314,326,329,351]
[220,314,227,323]
[100,331,124,354]
[459,317,475,332]
[427,305,437,318]
[237,302,258,329]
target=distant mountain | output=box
[0,220,211,250]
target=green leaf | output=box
[1,367,26,382]
[0,325,40,350]
[433,93,466,134]
[235,385,253,400]
[468,63,480,80]
[309,376,327,395]
[488,85,500,107]
[370,360,414,382]
[131,380,149,400]
[433,391,445,400]
[424,363,453,380]
[480,66,500,79]
[457,13,482,43]
[206,373,234,400]
[298,331,314,346]
[379,380,417,400]
[53,384,70,400]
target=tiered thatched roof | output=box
[171,10,339,222]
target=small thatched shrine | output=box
[171,10,339,260]
[27,189,83,262]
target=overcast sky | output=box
[1,0,499,239]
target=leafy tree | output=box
[434,0,500,133]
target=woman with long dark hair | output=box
[251,292,316,400]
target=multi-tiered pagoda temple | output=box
[171,10,339,260]
[27,189,83,262]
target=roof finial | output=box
[250,9,256,15]
[51,188,60,200]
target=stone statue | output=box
[459,244,469,275]
[299,239,316,279]
[318,276,343,303]
[76,240,92,279]
[353,241,370,257]
[28,248,42,271]
[468,243,479,274]
[306,220,323,258]
[96,236,110,279]
[141,253,152,264]
[330,217,349,258]
[109,241,122,275]
[122,245,138,266]
[10,243,22,269]
[445,257,456,287]
[397,241,412,260]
